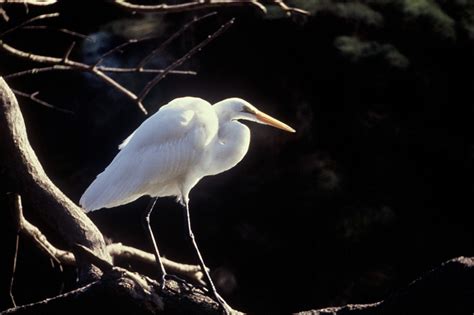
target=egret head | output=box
[214,98,295,133]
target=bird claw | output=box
[215,294,231,315]
[160,275,230,314]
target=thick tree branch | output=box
[108,243,207,285]
[0,77,111,280]
[1,266,236,315]
[1,268,164,315]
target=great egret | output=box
[80,97,295,310]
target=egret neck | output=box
[204,113,250,176]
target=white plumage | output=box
[79,96,294,311]
[80,96,294,212]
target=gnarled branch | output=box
[11,194,206,284]
[0,77,110,280]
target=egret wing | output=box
[80,97,218,211]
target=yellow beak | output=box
[255,110,296,133]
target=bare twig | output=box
[93,12,218,71]
[8,193,23,308]
[62,41,76,62]
[0,12,206,115]
[98,67,196,75]
[0,0,57,5]
[21,25,93,41]
[11,88,74,114]
[12,193,71,266]
[0,12,59,38]
[92,35,163,68]
[273,0,310,16]
[0,7,9,22]
[4,65,195,79]
[113,0,267,14]
[138,11,217,70]
[9,234,19,308]
[0,39,148,114]
[138,18,235,103]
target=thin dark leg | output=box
[142,197,167,284]
[183,201,229,312]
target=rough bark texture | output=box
[0,77,110,280]
[1,267,223,315]
[297,256,474,315]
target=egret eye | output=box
[242,105,257,114]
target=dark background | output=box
[1,1,474,314]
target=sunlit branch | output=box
[113,0,267,14]
[0,39,148,113]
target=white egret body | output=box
[80,97,294,210]
[79,97,295,310]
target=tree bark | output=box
[0,77,111,281]
[1,267,223,315]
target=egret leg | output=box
[142,197,167,287]
[183,201,229,313]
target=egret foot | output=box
[214,292,231,315]
[160,273,194,292]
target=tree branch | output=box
[0,77,111,280]
[137,11,216,70]
[0,12,212,114]
[1,266,235,315]
[0,12,59,38]
[0,0,57,5]
[108,243,207,285]
[113,0,267,14]
[21,25,92,41]
[9,191,206,284]
[273,0,310,17]
[10,88,74,114]
[0,40,148,114]
[138,17,235,103]
[297,257,474,315]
